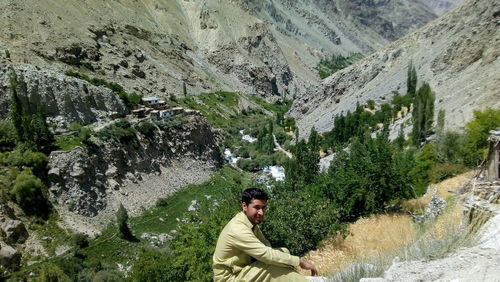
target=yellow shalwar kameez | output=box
[213,212,307,282]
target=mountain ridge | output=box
[289,0,500,139]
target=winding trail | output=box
[273,134,293,159]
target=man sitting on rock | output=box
[213,188,318,281]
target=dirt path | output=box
[272,134,292,158]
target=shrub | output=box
[154,117,183,130]
[463,107,500,166]
[92,269,124,282]
[72,233,90,249]
[263,189,345,256]
[116,203,133,239]
[96,120,136,143]
[431,163,468,183]
[0,147,48,177]
[135,121,156,137]
[0,120,17,151]
[37,263,72,282]
[11,169,49,215]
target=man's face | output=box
[242,199,267,225]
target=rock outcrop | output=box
[47,112,222,231]
[0,64,128,125]
[0,204,27,270]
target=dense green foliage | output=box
[129,167,248,281]
[411,83,435,146]
[0,120,17,152]
[407,61,418,96]
[95,120,137,143]
[11,169,50,216]
[9,69,55,153]
[116,203,133,239]
[463,108,500,166]
[54,122,93,151]
[315,53,364,79]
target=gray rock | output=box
[55,245,71,256]
[0,219,28,244]
[0,242,21,269]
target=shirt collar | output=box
[237,211,254,229]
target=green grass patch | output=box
[80,166,253,266]
[315,53,363,79]
[54,135,84,151]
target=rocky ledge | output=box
[47,112,223,226]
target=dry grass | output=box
[300,171,475,277]
[300,214,416,276]
[402,171,475,213]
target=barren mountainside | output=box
[289,0,500,139]
[0,0,438,99]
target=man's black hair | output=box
[241,188,268,205]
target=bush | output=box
[135,121,156,137]
[0,146,48,178]
[92,269,124,282]
[431,163,468,183]
[463,107,500,166]
[37,263,72,282]
[96,120,136,143]
[72,233,90,249]
[263,189,345,256]
[0,120,17,151]
[154,117,183,130]
[116,203,133,239]
[11,169,49,215]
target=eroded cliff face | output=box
[47,112,222,232]
[289,0,500,139]
[0,63,128,125]
[0,0,439,99]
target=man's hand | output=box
[299,258,318,276]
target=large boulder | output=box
[0,242,21,269]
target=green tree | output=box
[407,61,417,97]
[412,83,435,146]
[116,203,132,239]
[9,68,25,142]
[183,81,187,97]
[463,107,500,166]
[262,189,344,256]
[437,109,446,135]
[308,127,320,153]
[327,132,416,220]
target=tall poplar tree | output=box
[9,68,25,142]
[412,83,435,146]
[407,61,417,97]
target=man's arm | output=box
[229,229,300,267]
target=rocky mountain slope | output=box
[289,0,500,139]
[0,0,438,99]
[0,64,128,124]
[47,112,222,234]
[421,0,465,16]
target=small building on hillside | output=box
[485,129,500,181]
[141,96,166,108]
[152,107,185,119]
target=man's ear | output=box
[242,202,247,213]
